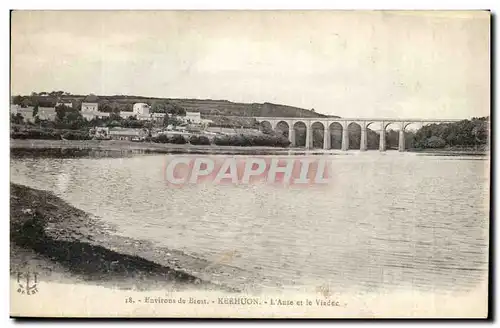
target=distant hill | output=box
[12,93,338,119]
[169,99,330,118]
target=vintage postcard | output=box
[9,10,490,318]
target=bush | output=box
[10,132,28,139]
[188,135,199,144]
[425,136,446,148]
[152,134,169,144]
[62,131,91,140]
[213,135,231,146]
[214,134,247,146]
[169,134,187,144]
[213,133,291,148]
[10,130,61,140]
[189,135,211,145]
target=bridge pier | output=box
[288,125,295,147]
[379,123,386,152]
[360,127,367,151]
[323,128,330,150]
[341,125,349,151]
[305,122,312,149]
[398,129,405,152]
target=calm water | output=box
[11,150,489,293]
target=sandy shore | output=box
[10,183,274,292]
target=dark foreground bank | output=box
[10,183,253,292]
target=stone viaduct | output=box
[254,117,462,151]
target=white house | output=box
[97,112,110,119]
[81,102,99,112]
[81,102,99,120]
[82,111,109,120]
[38,107,57,121]
[80,102,112,120]
[151,113,166,120]
[56,102,73,108]
[119,111,135,119]
[183,112,202,123]
[118,103,153,121]
[179,111,213,126]
[133,103,150,116]
[119,111,149,121]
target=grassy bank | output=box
[11,138,489,156]
[409,145,489,156]
[10,183,247,291]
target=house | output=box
[119,111,135,119]
[166,125,188,132]
[151,113,167,120]
[11,105,34,122]
[80,102,111,120]
[109,127,148,141]
[179,111,213,125]
[81,102,98,120]
[56,102,73,108]
[89,127,110,140]
[82,111,110,120]
[99,112,110,118]
[136,114,152,121]
[182,112,202,123]
[118,103,156,121]
[11,105,57,122]
[81,102,99,112]
[10,104,20,113]
[37,107,57,121]
[133,103,150,116]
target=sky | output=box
[11,10,490,119]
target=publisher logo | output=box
[16,272,39,295]
[164,156,332,187]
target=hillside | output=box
[170,99,328,118]
[12,93,335,119]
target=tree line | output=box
[411,117,488,149]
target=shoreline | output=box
[10,183,271,292]
[10,138,295,155]
[10,139,488,156]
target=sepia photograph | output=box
[9,9,490,318]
